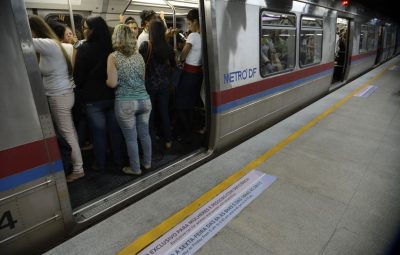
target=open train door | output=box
[332,17,350,83]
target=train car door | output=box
[332,17,350,83]
[1,0,74,254]
[375,25,385,64]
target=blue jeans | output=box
[115,99,152,171]
[86,100,124,169]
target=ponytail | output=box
[56,41,73,75]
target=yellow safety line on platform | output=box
[118,64,392,255]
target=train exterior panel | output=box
[211,0,336,150]
[0,1,74,254]
[1,0,399,254]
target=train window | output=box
[359,25,368,53]
[367,26,377,51]
[299,16,323,67]
[260,10,296,77]
[360,24,378,53]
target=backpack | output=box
[144,41,171,94]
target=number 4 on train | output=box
[0,211,18,230]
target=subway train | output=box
[1,0,399,254]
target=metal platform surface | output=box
[45,56,400,255]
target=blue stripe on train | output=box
[350,55,375,66]
[213,68,333,113]
[0,160,64,192]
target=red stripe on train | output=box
[0,137,60,179]
[350,51,377,61]
[212,62,334,106]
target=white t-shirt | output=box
[137,30,149,50]
[185,32,202,66]
[33,38,72,96]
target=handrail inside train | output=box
[67,0,76,35]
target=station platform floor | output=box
[45,56,400,255]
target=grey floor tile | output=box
[331,103,396,128]
[283,127,379,165]
[263,149,365,204]
[370,144,400,170]
[322,227,390,255]
[337,202,399,243]
[196,226,275,255]
[227,179,346,255]
[379,132,400,155]
[349,166,400,222]
[312,113,387,141]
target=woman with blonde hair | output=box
[107,24,152,175]
[29,15,85,182]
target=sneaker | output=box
[140,162,151,171]
[66,172,85,183]
[122,167,141,175]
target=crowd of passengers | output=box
[28,9,203,182]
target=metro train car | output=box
[1,0,399,254]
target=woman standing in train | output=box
[73,16,124,172]
[175,9,203,142]
[125,17,140,39]
[28,15,85,182]
[137,10,157,49]
[106,24,152,175]
[139,19,175,149]
[48,21,74,63]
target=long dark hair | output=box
[85,16,112,54]
[29,15,73,75]
[149,19,169,63]
[47,20,66,41]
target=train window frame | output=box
[359,24,368,53]
[299,15,323,68]
[366,25,377,51]
[259,9,297,78]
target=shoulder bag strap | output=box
[146,41,152,67]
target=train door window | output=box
[386,26,395,56]
[389,27,396,55]
[299,16,323,67]
[260,10,296,77]
[367,25,377,51]
[359,24,368,53]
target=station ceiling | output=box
[353,0,398,21]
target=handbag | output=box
[170,66,182,87]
